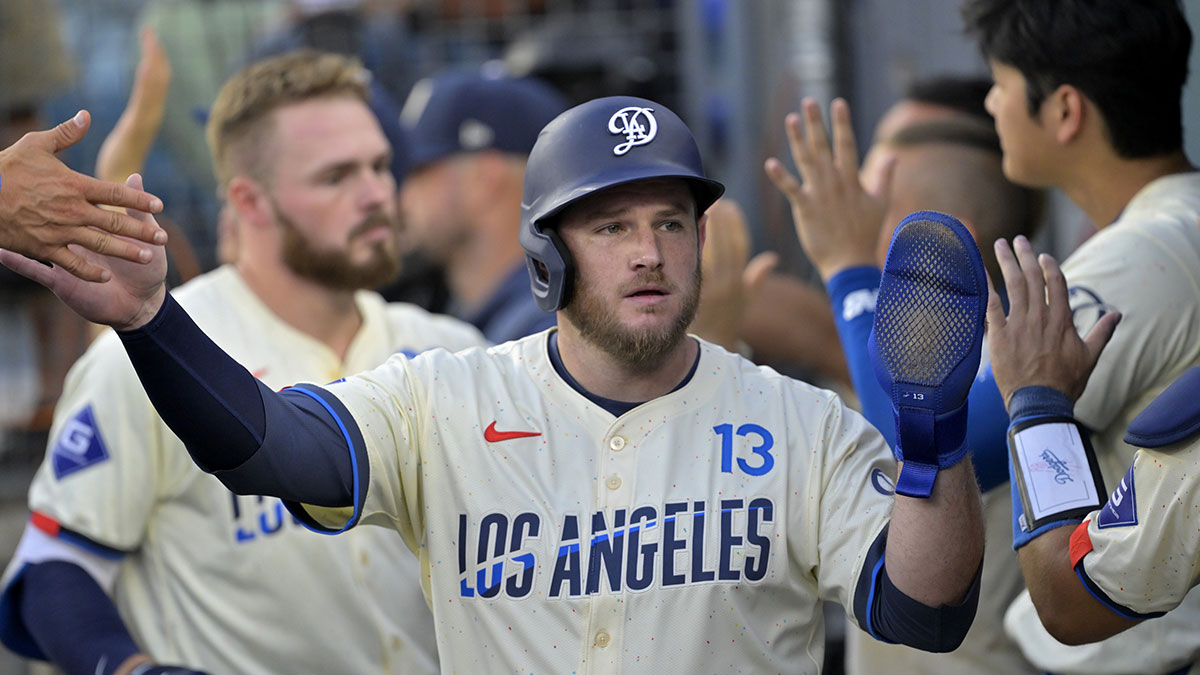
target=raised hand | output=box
[764,97,893,282]
[689,199,778,351]
[96,27,172,185]
[0,174,168,331]
[986,235,1121,407]
[0,111,166,282]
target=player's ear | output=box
[697,211,708,252]
[227,176,272,230]
[1048,84,1086,145]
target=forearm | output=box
[1015,527,1136,644]
[18,561,142,675]
[116,294,355,505]
[885,460,984,606]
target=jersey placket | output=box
[581,420,638,673]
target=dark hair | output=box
[962,0,1191,158]
[904,76,995,122]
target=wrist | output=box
[114,285,168,333]
[1008,385,1073,421]
[817,255,878,283]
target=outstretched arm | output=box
[0,185,354,508]
[0,113,166,282]
[987,235,1129,644]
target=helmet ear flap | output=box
[544,227,575,310]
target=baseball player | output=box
[399,68,569,344]
[0,51,486,675]
[982,231,1200,647]
[3,96,988,674]
[765,97,1040,675]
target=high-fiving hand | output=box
[986,235,1121,408]
[0,174,168,332]
[765,97,893,282]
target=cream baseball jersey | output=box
[295,331,898,674]
[1005,172,1200,668]
[1071,439,1200,617]
[6,266,486,674]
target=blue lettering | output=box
[691,501,715,582]
[506,513,539,597]
[550,515,581,597]
[626,506,657,591]
[718,499,743,581]
[745,498,773,581]
[587,509,626,594]
[662,502,689,586]
[477,513,509,598]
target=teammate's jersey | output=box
[1072,437,1200,617]
[296,331,897,674]
[1005,172,1200,672]
[11,266,487,675]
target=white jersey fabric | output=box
[1005,172,1200,673]
[298,331,899,674]
[4,266,487,675]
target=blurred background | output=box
[2,1,1200,672]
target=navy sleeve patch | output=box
[51,406,111,480]
[1097,464,1137,529]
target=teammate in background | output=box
[962,2,1200,671]
[741,76,1023,391]
[988,235,1200,645]
[4,95,987,673]
[768,0,1200,672]
[399,68,568,343]
[765,104,1041,674]
[0,112,166,283]
[0,50,487,675]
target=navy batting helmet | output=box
[519,96,725,311]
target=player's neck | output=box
[1061,149,1192,229]
[235,259,363,359]
[554,323,698,402]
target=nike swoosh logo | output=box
[484,421,542,442]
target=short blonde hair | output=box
[206,49,370,192]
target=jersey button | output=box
[609,436,626,451]
[594,630,611,648]
[606,474,622,490]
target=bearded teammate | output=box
[0,51,485,675]
[2,96,986,673]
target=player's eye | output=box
[660,220,684,232]
[598,223,623,235]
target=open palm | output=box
[0,174,168,331]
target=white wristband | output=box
[1009,417,1105,531]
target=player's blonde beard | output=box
[564,263,702,370]
[272,200,403,291]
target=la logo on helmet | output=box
[608,107,657,155]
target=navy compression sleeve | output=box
[116,294,355,505]
[827,267,1010,491]
[17,561,140,675]
[851,526,980,652]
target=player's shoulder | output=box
[1125,366,1200,449]
[375,295,489,352]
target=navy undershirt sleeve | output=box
[851,526,981,652]
[116,295,355,506]
[17,560,141,675]
[827,267,1010,491]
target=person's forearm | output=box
[116,294,354,505]
[884,460,984,606]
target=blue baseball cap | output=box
[401,66,569,170]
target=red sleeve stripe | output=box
[30,511,61,537]
[1069,518,1094,568]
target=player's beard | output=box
[564,263,702,370]
[273,203,403,291]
